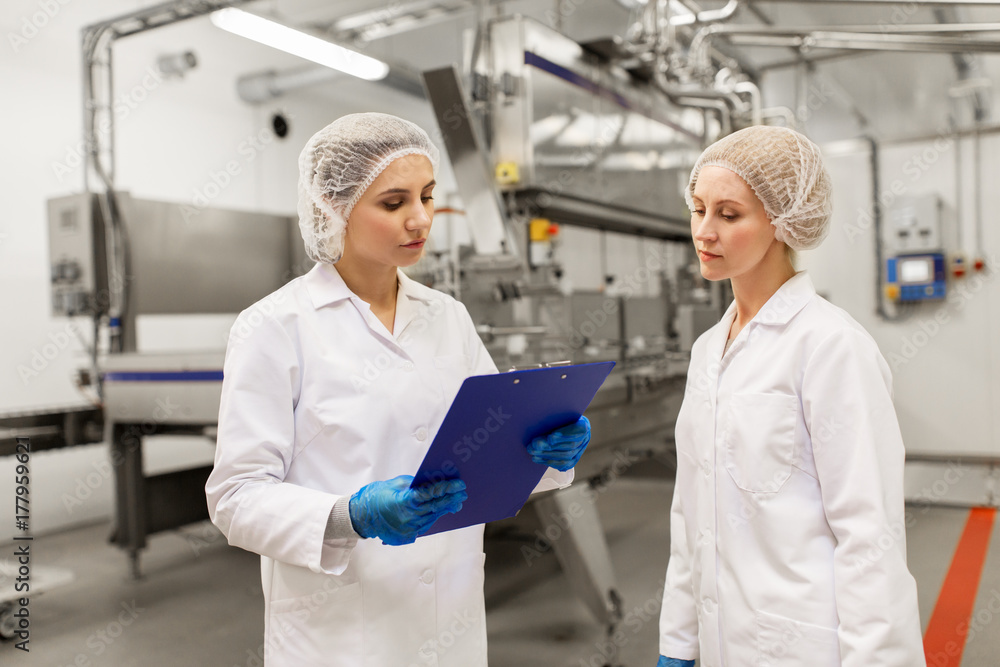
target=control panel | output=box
[47,193,109,316]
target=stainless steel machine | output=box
[415,16,715,648]
[47,191,307,579]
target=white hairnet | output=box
[685,125,832,251]
[297,112,441,264]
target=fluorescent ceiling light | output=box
[210,8,389,81]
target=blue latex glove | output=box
[349,475,467,546]
[657,657,695,667]
[526,416,591,472]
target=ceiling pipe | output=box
[725,32,1000,53]
[748,0,1000,4]
[690,23,1000,72]
[761,106,798,128]
[672,0,741,25]
[698,21,1000,34]
[733,80,762,126]
[678,97,733,138]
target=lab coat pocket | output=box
[266,565,362,666]
[755,610,840,667]
[724,393,797,493]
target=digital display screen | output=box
[899,258,932,284]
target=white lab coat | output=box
[658,272,924,667]
[206,262,571,667]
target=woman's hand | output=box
[349,475,467,545]
[526,416,591,472]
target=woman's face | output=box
[341,153,435,269]
[690,165,782,282]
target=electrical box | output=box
[884,195,952,304]
[47,193,109,317]
[886,253,946,302]
[885,195,944,254]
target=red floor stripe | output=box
[923,507,997,667]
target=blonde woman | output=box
[657,126,924,666]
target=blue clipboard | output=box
[410,360,615,536]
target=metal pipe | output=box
[673,85,745,115]
[671,0,741,25]
[974,125,984,257]
[619,0,663,56]
[236,67,339,104]
[725,32,1000,53]
[954,126,964,250]
[696,21,1000,35]
[868,137,891,321]
[676,97,732,137]
[236,65,425,103]
[761,106,798,128]
[691,22,1000,72]
[733,80,761,126]
[654,64,745,116]
[760,49,882,71]
[749,0,1000,4]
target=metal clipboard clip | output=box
[506,360,572,372]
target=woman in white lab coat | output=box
[656,126,924,667]
[205,113,591,666]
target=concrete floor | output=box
[2,465,998,666]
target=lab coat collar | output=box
[712,271,816,362]
[303,262,436,311]
[748,270,816,328]
[719,270,815,328]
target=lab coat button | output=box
[416,428,428,442]
[403,361,415,372]
[421,569,434,584]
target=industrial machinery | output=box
[417,16,715,647]
[46,191,306,579]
